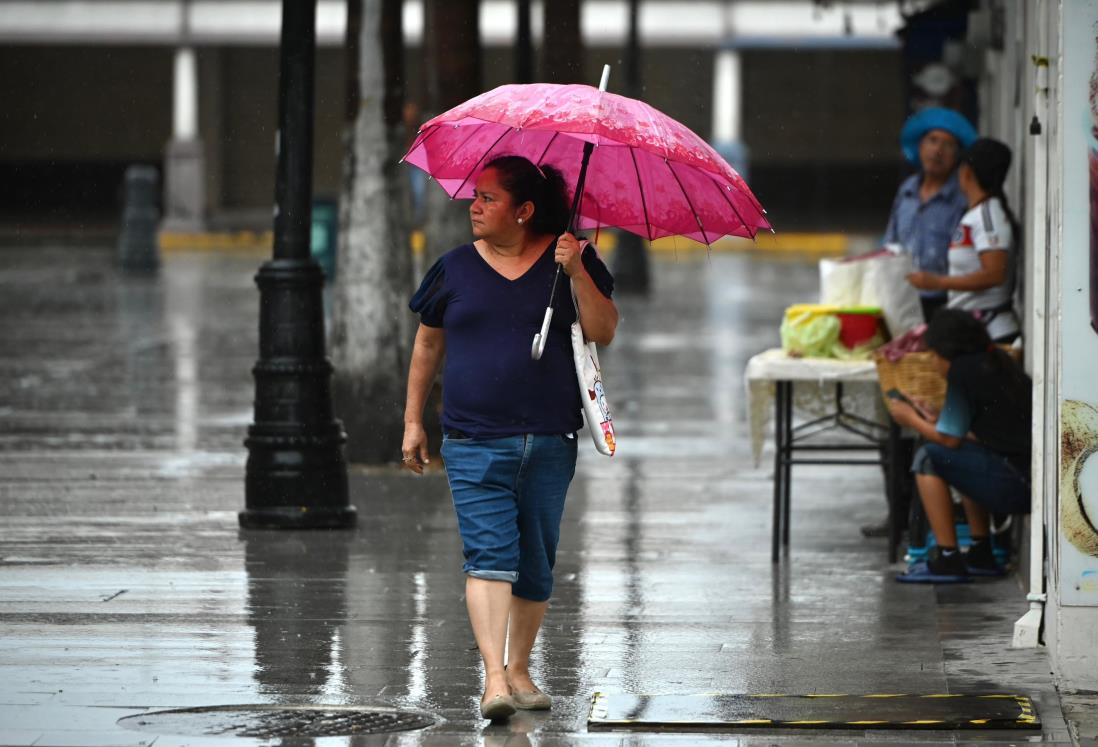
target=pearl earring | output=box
[517,218,524,224]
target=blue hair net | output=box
[900,108,978,165]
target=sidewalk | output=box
[0,244,1077,746]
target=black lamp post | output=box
[240,0,355,530]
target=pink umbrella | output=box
[404,67,771,359]
[402,78,770,245]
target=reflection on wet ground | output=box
[0,246,1073,745]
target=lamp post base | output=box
[238,504,357,530]
[242,258,354,530]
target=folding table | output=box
[745,349,905,563]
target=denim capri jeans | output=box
[912,440,1030,515]
[440,433,578,602]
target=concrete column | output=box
[711,48,749,181]
[173,46,198,140]
[161,44,206,232]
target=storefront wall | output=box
[988,0,1098,692]
[1046,0,1098,691]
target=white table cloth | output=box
[744,348,885,464]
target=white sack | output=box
[819,259,864,307]
[819,253,924,337]
[860,253,924,336]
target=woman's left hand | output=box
[555,232,584,277]
[906,271,943,291]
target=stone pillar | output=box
[712,47,750,182]
[161,45,206,232]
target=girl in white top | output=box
[906,138,1020,343]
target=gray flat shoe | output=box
[480,694,516,721]
[512,687,552,710]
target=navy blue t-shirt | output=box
[409,240,614,438]
[935,352,1032,471]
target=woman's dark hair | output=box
[483,155,571,235]
[925,308,991,361]
[925,308,1028,401]
[961,138,1011,195]
[961,137,1021,240]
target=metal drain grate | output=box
[118,705,435,737]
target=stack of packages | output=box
[780,250,925,361]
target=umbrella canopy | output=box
[402,83,771,245]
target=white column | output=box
[712,49,741,143]
[161,43,206,232]
[173,46,199,141]
[711,47,748,180]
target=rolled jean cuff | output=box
[911,445,940,477]
[466,569,519,583]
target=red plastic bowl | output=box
[837,312,880,349]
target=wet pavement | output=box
[0,244,1079,746]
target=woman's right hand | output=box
[401,422,430,474]
[912,397,939,423]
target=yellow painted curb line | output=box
[647,233,848,256]
[161,227,848,260]
[159,230,273,255]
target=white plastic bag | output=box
[819,259,865,307]
[819,254,924,337]
[860,253,924,336]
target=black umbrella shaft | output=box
[568,140,595,234]
[549,139,596,307]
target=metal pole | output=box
[240,0,354,529]
[611,0,650,295]
[532,65,610,361]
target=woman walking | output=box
[401,155,618,721]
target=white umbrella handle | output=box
[598,64,610,91]
[531,307,554,360]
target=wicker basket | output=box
[874,351,947,411]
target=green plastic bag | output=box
[780,310,841,358]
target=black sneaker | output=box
[896,546,971,584]
[965,540,1006,577]
[926,546,968,576]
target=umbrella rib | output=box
[628,148,654,242]
[533,131,561,169]
[666,159,710,246]
[705,172,756,240]
[644,100,672,160]
[429,122,491,196]
[401,125,442,162]
[452,127,515,198]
